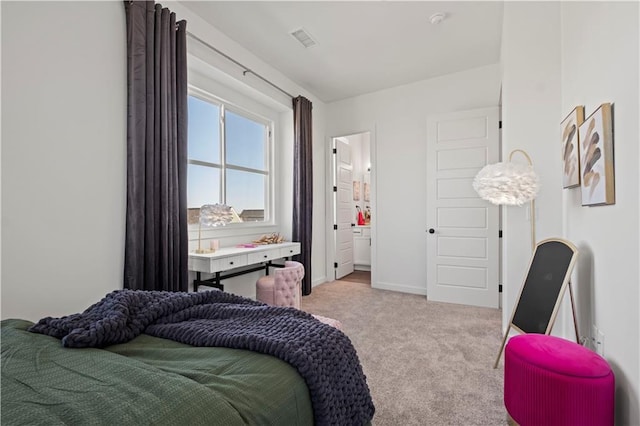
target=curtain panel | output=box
[292,96,313,295]
[123,1,188,292]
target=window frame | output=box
[187,85,275,229]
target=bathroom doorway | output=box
[340,270,371,286]
[330,131,371,282]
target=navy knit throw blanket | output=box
[29,289,375,426]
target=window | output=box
[187,91,272,225]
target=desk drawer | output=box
[280,245,299,258]
[189,257,220,273]
[218,255,248,271]
[248,250,280,264]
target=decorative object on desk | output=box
[195,204,233,254]
[578,102,615,206]
[356,205,365,226]
[561,106,585,188]
[253,233,285,245]
[237,243,258,248]
[472,149,540,250]
[353,180,360,201]
[364,206,371,224]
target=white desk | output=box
[188,242,301,291]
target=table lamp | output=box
[195,203,233,254]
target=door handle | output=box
[428,228,435,234]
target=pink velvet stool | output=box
[504,334,614,426]
[256,261,342,330]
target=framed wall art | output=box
[578,102,615,206]
[353,181,361,201]
[561,106,584,188]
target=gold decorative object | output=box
[253,233,285,245]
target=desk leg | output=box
[194,272,201,292]
[193,272,224,292]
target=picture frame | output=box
[353,181,361,201]
[561,106,584,188]
[363,182,370,202]
[578,103,615,206]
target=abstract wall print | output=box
[353,181,361,201]
[363,182,370,202]
[578,103,615,206]
[561,106,584,188]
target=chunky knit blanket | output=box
[29,290,375,426]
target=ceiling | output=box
[180,1,504,103]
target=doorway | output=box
[340,270,371,285]
[330,131,372,281]
[425,107,500,309]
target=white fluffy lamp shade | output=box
[195,203,233,253]
[200,203,233,227]
[472,149,540,251]
[472,161,540,206]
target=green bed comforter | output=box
[1,319,313,425]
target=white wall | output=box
[561,2,639,423]
[1,1,127,321]
[326,64,501,294]
[502,2,639,424]
[500,2,563,332]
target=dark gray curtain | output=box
[292,96,313,296]
[123,1,188,292]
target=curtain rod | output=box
[186,31,294,100]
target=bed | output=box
[1,290,375,425]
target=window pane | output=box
[188,164,220,208]
[226,110,266,171]
[188,96,220,164]
[226,169,266,222]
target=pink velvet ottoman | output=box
[504,334,614,426]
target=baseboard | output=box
[373,282,427,296]
[312,276,327,287]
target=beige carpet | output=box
[302,280,506,426]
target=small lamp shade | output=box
[473,161,540,206]
[200,204,233,227]
[195,204,233,253]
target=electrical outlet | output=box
[595,329,605,357]
[579,335,589,346]
[591,324,599,351]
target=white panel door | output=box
[426,107,499,308]
[335,139,355,279]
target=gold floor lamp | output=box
[473,150,580,368]
[474,149,540,368]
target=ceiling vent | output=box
[290,28,317,48]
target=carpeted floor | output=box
[302,280,506,426]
